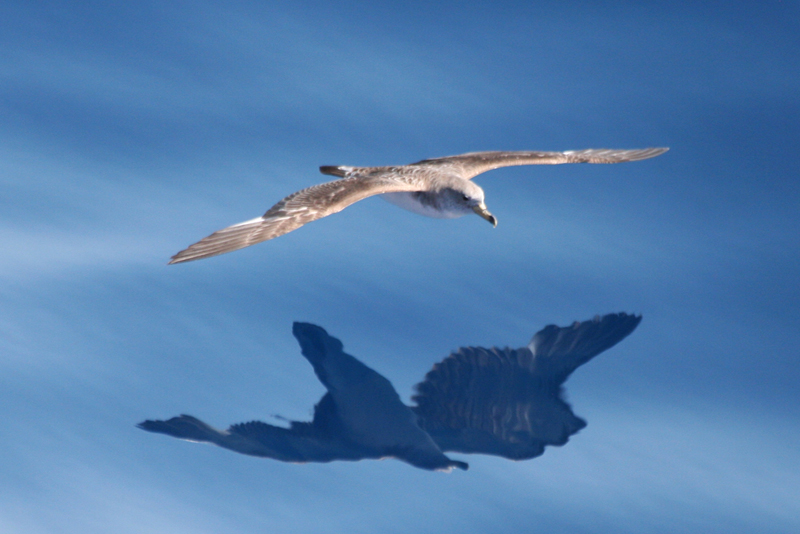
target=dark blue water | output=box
[1,2,798,533]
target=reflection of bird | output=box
[169,148,668,263]
[139,313,640,471]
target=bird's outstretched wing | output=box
[414,148,668,180]
[291,322,468,471]
[528,312,642,382]
[137,394,364,463]
[169,176,420,264]
[410,313,641,460]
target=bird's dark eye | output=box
[462,194,470,201]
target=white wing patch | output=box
[230,216,266,227]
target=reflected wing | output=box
[411,346,585,459]
[137,394,367,463]
[413,148,668,180]
[225,393,369,463]
[138,414,225,443]
[169,176,420,264]
[411,313,641,460]
[291,322,468,471]
[529,312,642,382]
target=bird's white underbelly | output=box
[380,192,463,219]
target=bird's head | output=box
[455,181,497,227]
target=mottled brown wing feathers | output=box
[169,176,418,264]
[413,148,668,180]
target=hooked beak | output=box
[472,203,497,227]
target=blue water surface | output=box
[1,1,798,533]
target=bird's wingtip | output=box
[167,254,190,265]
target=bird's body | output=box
[169,148,668,264]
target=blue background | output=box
[2,1,798,532]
